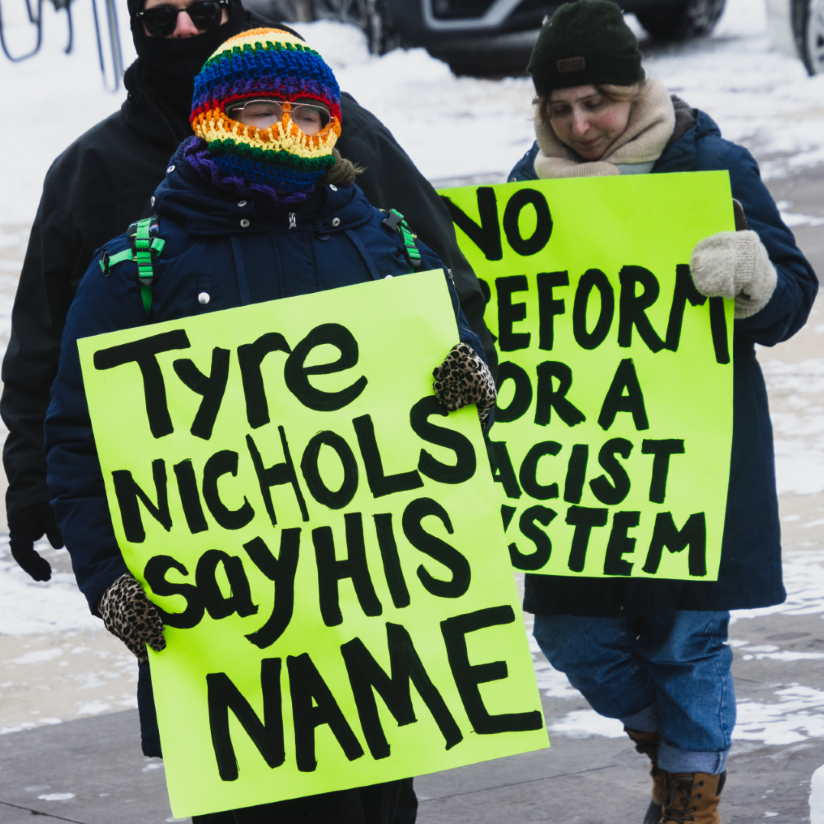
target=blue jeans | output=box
[533,611,735,774]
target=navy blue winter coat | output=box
[508,103,817,617]
[44,144,485,756]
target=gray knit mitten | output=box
[97,573,166,663]
[689,230,777,319]
[433,343,497,425]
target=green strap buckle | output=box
[100,237,165,277]
[99,247,133,275]
[382,209,422,272]
[132,217,163,314]
[398,222,422,269]
[100,215,163,314]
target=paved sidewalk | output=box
[3,595,824,824]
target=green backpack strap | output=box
[99,216,165,315]
[381,209,422,272]
[132,217,157,314]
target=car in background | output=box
[248,0,728,56]
[766,0,824,74]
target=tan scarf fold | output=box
[533,79,676,179]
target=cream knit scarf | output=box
[533,78,676,179]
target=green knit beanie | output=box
[527,0,644,96]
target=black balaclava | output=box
[126,0,249,121]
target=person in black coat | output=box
[507,3,817,823]
[1,0,496,584]
[44,26,495,824]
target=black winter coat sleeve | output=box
[722,144,818,346]
[1,185,66,519]
[336,93,497,378]
[0,107,169,519]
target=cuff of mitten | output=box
[734,231,777,319]
[94,564,132,618]
[93,568,131,618]
[732,230,758,292]
[690,232,736,299]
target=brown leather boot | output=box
[662,771,726,824]
[625,727,666,823]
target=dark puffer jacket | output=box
[46,142,484,614]
[508,102,817,616]
[1,59,495,523]
[44,144,485,756]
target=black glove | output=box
[8,501,64,582]
[433,343,497,426]
[97,573,167,663]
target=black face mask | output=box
[128,0,248,119]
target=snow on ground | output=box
[0,0,136,226]
[766,358,824,496]
[0,537,97,634]
[640,2,824,181]
[2,0,824,226]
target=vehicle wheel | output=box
[795,0,824,74]
[635,0,726,42]
[309,0,397,53]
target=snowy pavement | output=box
[2,0,824,819]
[528,551,824,752]
[0,537,137,738]
[4,590,824,823]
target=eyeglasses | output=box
[225,99,332,135]
[136,0,228,37]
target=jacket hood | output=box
[152,142,374,237]
[122,69,193,152]
[655,105,720,173]
[693,108,723,139]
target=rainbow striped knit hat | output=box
[190,28,341,195]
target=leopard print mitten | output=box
[433,343,497,425]
[97,573,166,663]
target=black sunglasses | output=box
[136,0,228,37]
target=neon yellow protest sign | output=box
[78,270,548,819]
[439,173,735,581]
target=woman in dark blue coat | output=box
[44,27,494,824]
[508,3,817,823]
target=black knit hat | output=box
[527,0,644,96]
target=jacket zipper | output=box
[289,212,297,230]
